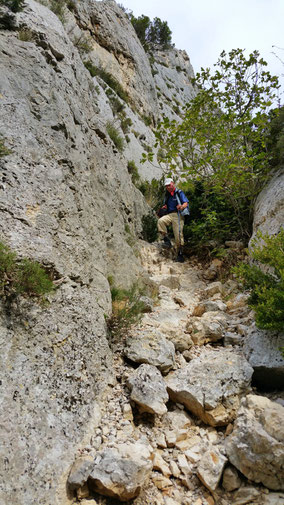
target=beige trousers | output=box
[158,212,184,247]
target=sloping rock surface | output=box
[250,168,284,240]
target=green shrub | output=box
[1,0,26,12]
[127,160,140,184]
[0,241,54,298]
[106,122,125,152]
[138,177,165,210]
[18,28,34,41]
[0,242,17,292]
[267,106,284,169]
[178,179,245,248]
[73,34,92,54]
[141,212,158,243]
[83,61,129,103]
[16,259,54,296]
[120,117,132,134]
[107,284,146,340]
[234,230,284,331]
[49,0,66,21]
[0,137,11,157]
[109,95,125,115]
[66,0,76,11]
[142,115,152,126]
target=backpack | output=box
[175,190,190,218]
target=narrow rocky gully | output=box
[68,242,284,505]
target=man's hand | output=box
[162,205,167,209]
[177,202,188,211]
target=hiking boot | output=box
[175,251,185,263]
[162,236,172,249]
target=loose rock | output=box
[88,442,153,501]
[124,333,175,373]
[68,456,94,490]
[222,465,242,491]
[226,394,284,490]
[197,447,227,492]
[127,364,169,415]
[166,348,253,426]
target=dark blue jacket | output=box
[165,189,189,213]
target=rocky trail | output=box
[67,242,284,505]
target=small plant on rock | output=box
[0,137,11,157]
[73,34,93,54]
[107,284,146,341]
[0,241,54,299]
[1,0,26,12]
[106,122,125,153]
[127,160,140,185]
[18,27,34,41]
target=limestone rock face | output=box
[88,443,153,501]
[226,394,284,490]
[0,1,151,503]
[166,348,253,426]
[73,0,158,119]
[243,324,284,389]
[127,364,169,415]
[250,168,284,241]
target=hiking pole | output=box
[177,211,182,256]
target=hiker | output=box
[157,178,189,263]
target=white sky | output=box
[119,0,284,99]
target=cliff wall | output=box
[0,1,196,503]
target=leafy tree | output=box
[128,13,173,51]
[144,49,280,239]
[267,105,284,168]
[148,17,173,49]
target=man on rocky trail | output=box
[157,178,189,263]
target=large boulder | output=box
[127,364,169,415]
[124,332,175,373]
[88,442,153,501]
[186,311,228,345]
[226,394,284,490]
[166,348,253,426]
[243,325,284,389]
